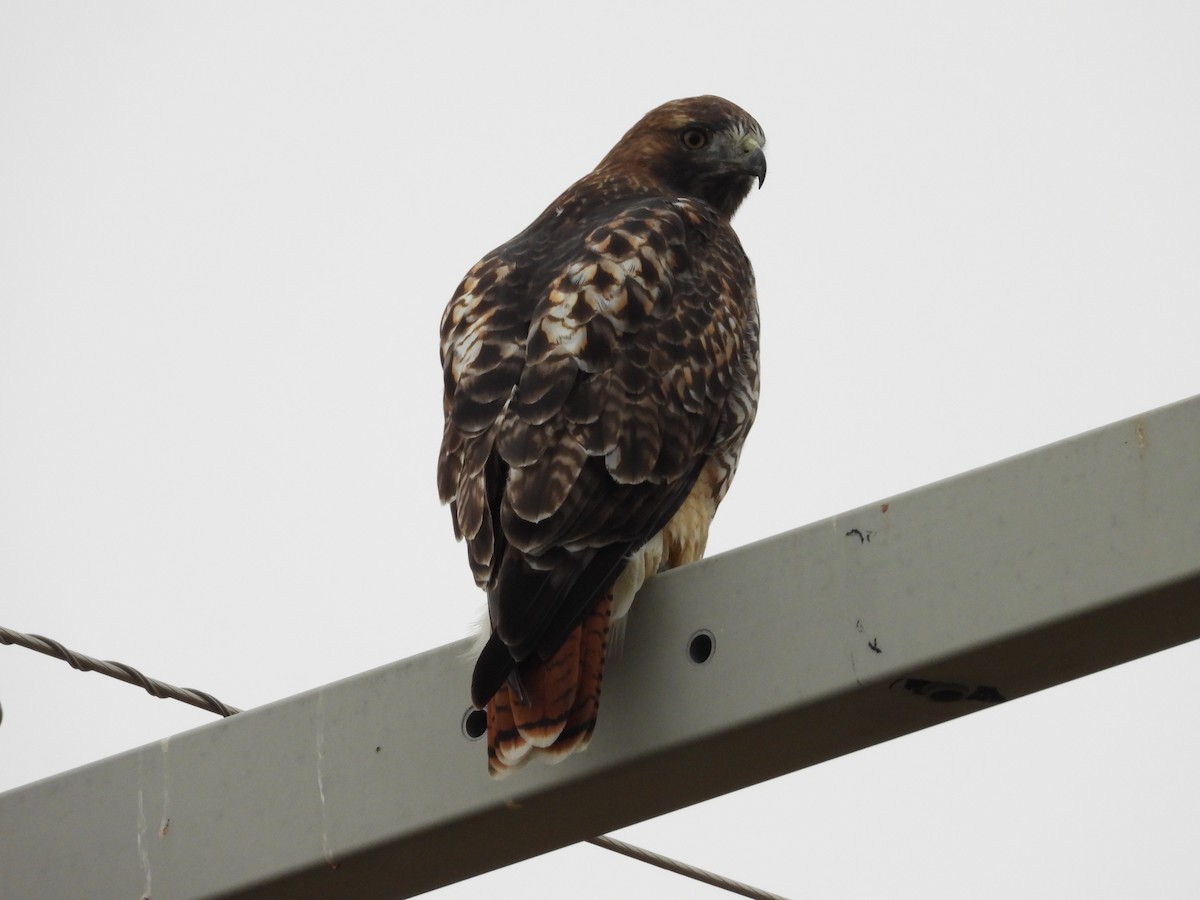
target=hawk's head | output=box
[597,95,767,220]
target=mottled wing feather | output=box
[439,193,757,703]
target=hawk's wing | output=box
[438,195,757,707]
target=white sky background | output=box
[2,2,1198,896]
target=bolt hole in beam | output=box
[688,629,715,665]
[462,707,487,741]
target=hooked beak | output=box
[740,134,767,187]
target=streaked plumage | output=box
[438,95,765,776]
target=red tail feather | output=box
[487,593,613,777]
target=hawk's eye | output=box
[680,128,709,150]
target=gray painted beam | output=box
[2,395,1198,899]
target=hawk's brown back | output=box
[438,95,764,775]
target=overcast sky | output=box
[2,2,1198,897]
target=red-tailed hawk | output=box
[439,96,765,776]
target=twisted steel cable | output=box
[0,624,241,717]
[588,834,791,899]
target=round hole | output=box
[461,707,487,741]
[688,630,715,665]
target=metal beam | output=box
[3,395,1199,899]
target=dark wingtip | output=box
[471,633,516,708]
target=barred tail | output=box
[486,592,613,778]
